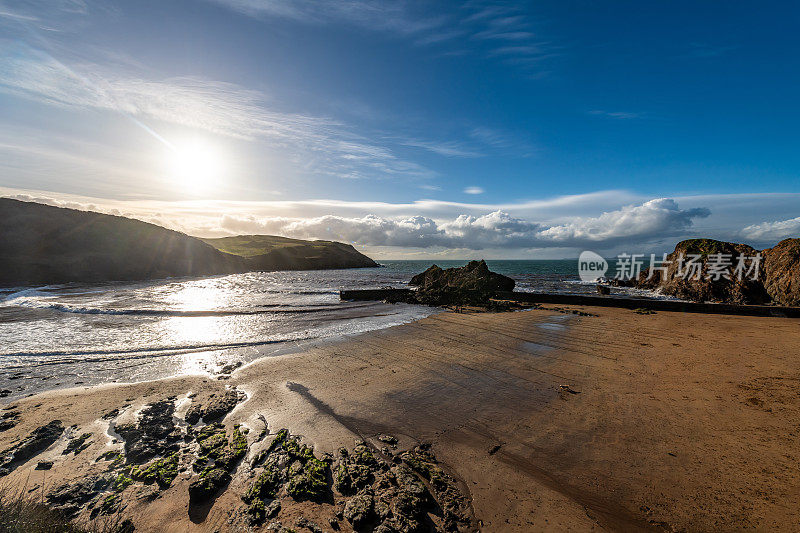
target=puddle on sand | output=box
[537,322,567,331]
[522,342,554,355]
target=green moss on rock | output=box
[129,453,179,488]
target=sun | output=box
[166,139,224,193]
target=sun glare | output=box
[166,139,224,193]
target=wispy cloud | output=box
[206,0,558,76]
[469,126,535,155]
[399,138,483,158]
[588,110,645,120]
[463,186,484,195]
[460,2,558,71]
[205,0,443,35]
[0,42,434,181]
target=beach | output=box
[2,305,798,531]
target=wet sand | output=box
[1,306,799,531]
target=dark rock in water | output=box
[0,389,11,398]
[115,399,180,463]
[0,419,64,476]
[596,284,610,295]
[409,260,515,306]
[189,467,231,503]
[636,239,770,304]
[763,238,800,306]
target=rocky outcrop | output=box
[632,237,800,306]
[763,238,800,306]
[636,239,770,304]
[409,260,515,306]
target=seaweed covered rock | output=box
[242,428,332,524]
[129,453,180,488]
[763,238,800,306]
[0,419,64,476]
[189,467,231,504]
[399,446,473,532]
[636,239,769,304]
[410,260,515,306]
[192,423,247,475]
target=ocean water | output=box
[0,259,645,400]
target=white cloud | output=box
[536,199,710,244]
[8,187,799,256]
[463,186,484,194]
[740,217,800,242]
[215,198,708,249]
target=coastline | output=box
[2,306,799,531]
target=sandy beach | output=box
[2,305,799,532]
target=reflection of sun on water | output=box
[162,282,231,374]
[167,282,229,311]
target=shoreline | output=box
[0,301,442,402]
[2,306,799,531]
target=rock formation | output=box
[409,260,515,306]
[762,238,800,306]
[635,239,769,304]
[635,238,800,306]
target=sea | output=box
[0,260,653,400]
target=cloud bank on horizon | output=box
[5,188,799,259]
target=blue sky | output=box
[1,1,799,258]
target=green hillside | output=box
[0,199,378,286]
[202,235,379,271]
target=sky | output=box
[0,0,799,259]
